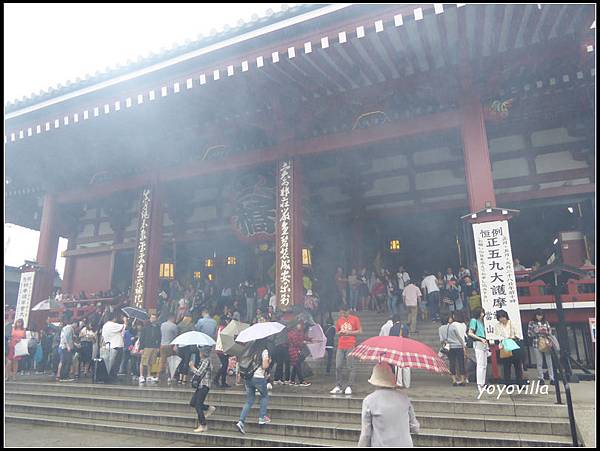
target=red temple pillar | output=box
[276,158,304,311]
[461,93,497,212]
[31,194,60,329]
[145,184,163,312]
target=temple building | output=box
[5,4,595,333]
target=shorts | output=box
[141,348,158,367]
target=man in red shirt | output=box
[330,305,363,395]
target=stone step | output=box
[4,412,353,447]
[5,411,573,447]
[5,399,571,436]
[4,384,568,418]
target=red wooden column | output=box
[145,184,163,312]
[461,93,497,212]
[31,194,60,329]
[276,158,304,311]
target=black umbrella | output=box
[122,306,149,321]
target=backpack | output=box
[238,342,266,381]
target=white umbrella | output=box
[167,355,182,379]
[170,331,215,347]
[31,298,64,311]
[235,322,285,343]
[305,324,327,360]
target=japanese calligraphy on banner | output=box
[473,220,523,340]
[277,160,293,309]
[15,271,36,328]
[131,188,152,309]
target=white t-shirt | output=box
[421,275,440,293]
[253,349,270,378]
[102,321,125,349]
[397,272,410,290]
[269,295,277,310]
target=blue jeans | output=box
[387,295,399,316]
[427,291,440,319]
[349,288,358,310]
[239,377,269,423]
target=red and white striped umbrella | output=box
[350,336,450,374]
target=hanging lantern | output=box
[227,256,237,265]
[160,263,174,279]
[205,258,214,268]
[389,240,400,252]
[302,248,312,267]
[193,271,202,279]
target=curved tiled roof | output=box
[4,3,323,113]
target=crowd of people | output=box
[4,257,566,446]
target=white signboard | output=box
[15,271,36,328]
[473,220,522,340]
[277,160,293,309]
[132,188,152,309]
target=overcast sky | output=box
[4,3,293,278]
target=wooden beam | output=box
[56,109,461,204]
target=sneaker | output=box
[538,378,545,385]
[283,380,291,385]
[258,416,271,425]
[205,406,216,418]
[267,383,273,390]
[61,378,75,382]
[235,421,246,435]
[274,380,283,385]
[299,382,312,387]
[194,425,207,433]
[330,386,342,394]
[138,376,146,384]
[344,386,352,395]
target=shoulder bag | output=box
[439,325,451,356]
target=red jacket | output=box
[287,328,305,366]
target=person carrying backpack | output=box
[189,346,216,433]
[235,338,272,435]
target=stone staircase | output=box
[5,378,572,447]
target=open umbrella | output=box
[122,306,149,321]
[350,336,450,374]
[235,321,285,343]
[305,324,326,360]
[167,355,182,379]
[31,298,64,311]
[219,320,250,356]
[171,331,215,347]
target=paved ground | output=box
[5,423,197,447]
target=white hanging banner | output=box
[473,220,522,340]
[276,160,293,310]
[131,187,152,309]
[15,271,36,329]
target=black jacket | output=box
[140,323,161,349]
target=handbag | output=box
[499,348,513,359]
[14,339,30,358]
[439,324,451,356]
[537,336,552,353]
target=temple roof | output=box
[4,4,324,112]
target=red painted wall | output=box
[68,252,113,295]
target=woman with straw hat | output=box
[358,363,420,447]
